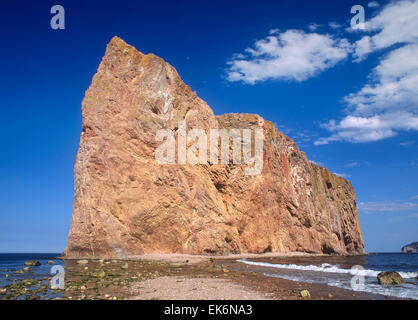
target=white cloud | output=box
[400,140,415,146]
[316,43,418,145]
[345,161,360,167]
[354,0,418,61]
[226,29,352,84]
[368,1,380,8]
[328,22,341,29]
[333,172,350,178]
[308,23,320,31]
[358,200,418,213]
[310,160,324,166]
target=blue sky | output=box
[0,0,417,253]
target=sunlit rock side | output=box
[64,37,364,258]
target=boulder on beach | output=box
[377,271,404,285]
[91,269,106,278]
[300,289,311,298]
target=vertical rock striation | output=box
[64,37,364,258]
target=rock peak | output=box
[105,36,145,61]
[108,35,132,49]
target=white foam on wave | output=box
[237,259,418,279]
[262,272,418,300]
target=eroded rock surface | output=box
[64,37,364,258]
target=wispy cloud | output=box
[226,29,352,84]
[310,160,324,166]
[358,200,418,213]
[308,23,320,31]
[368,1,380,8]
[333,172,350,178]
[344,161,360,167]
[328,22,341,29]
[400,141,415,146]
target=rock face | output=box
[402,242,418,253]
[377,272,404,285]
[64,37,364,258]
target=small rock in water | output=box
[77,259,89,265]
[22,279,37,287]
[25,260,41,266]
[23,267,31,272]
[0,269,8,272]
[377,271,404,285]
[15,269,24,274]
[300,289,311,298]
[47,260,54,265]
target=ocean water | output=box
[0,253,64,298]
[237,253,418,299]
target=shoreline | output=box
[58,251,369,264]
[2,253,402,300]
[31,255,395,300]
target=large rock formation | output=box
[402,242,418,253]
[64,37,364,258]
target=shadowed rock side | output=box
[64,37,364,258]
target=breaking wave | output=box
[237,259,418,278]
